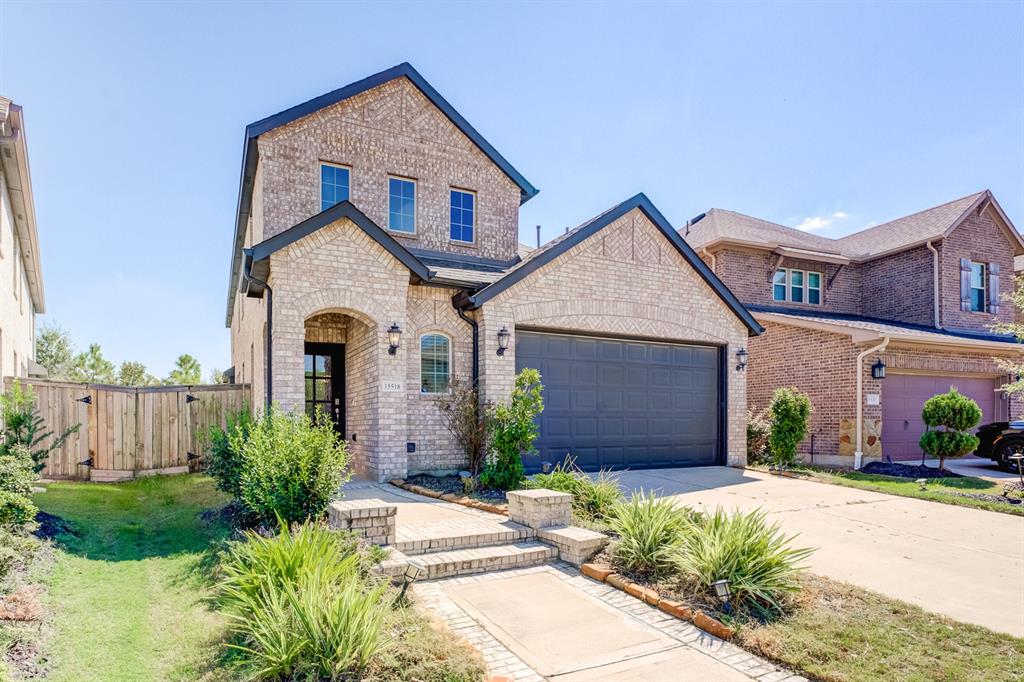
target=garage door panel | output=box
[516,330,720,472]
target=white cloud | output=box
[795,216,832,231]
[832,211,849,219]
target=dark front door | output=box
[515,330,722,472]
[304,342,345,432]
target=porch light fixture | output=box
[871,358,886,380]
[712,579,733,614]
[387,323,402,355]
[496,327,511,356]
[735,348,747,371]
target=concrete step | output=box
[410,541,556,580]
[395,519,534,556]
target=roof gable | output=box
[461,193,764,335]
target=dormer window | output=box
[388,176,416,234]
[450,188,475,243]
[772,268,822,305]
[320,163,350,211]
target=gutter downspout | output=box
[453,299,479,387]
[926,240,940,329]
[245,273,273,411]
[855,335,889,470]
[700,248,716,273]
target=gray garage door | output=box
[515,330,721,472]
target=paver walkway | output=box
[415,563,803,681]
[613,466,1024,637]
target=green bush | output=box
[480,368,543,491]
[607,491,690,576]
[768,388,812,468]
[746,409,772,464]
[0,490,37,527]
[219,520,389,679]
[675,507,813,617]
[228,406,351,524]
[0,444,36,497]
[918,388,982,470]
[0,526,40,580]
[530,456,622,522]
[205,408,254,498]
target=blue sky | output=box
[2,1,1022,377]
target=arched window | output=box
[420,334,450,394]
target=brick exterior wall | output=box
[861,245,935,326]
[255,77,521,261]
[939,206,1017,332]
[479,208,751,467]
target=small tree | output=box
[35,322,75,379]
[168,354,202,385]
[746,408,772,464]
[768,387,812,469]
[480,368,543,490]
[993,274,1024,396]
[68,343,116,384]
[918,388,982,471]
[436,376,491,476]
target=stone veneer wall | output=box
[478,208,751,467]
[254,77,522,262]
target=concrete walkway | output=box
[614,466,1024,637]
[415,564,804,681]
[923,456,1021,482]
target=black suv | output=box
[976,421,1024,471]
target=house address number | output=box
[382,381,403,392]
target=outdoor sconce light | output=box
[735,348,748,371]
[77,395,92,405]
[496,327,511,356]
[387,323,402,355]
[395,562,426,606]
[871,358,886,380]
[712,579,733,614]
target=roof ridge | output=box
[836,190,987,243]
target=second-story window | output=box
[772,268,822,305]
[388,176,416,233]
[450,189,475,243]
[320,163,350,211]
[970,261,986,312]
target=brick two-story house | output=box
[225,63,762,481]
[686,192,1024,467]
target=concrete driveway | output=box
[614,467,1024,637]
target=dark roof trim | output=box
[409,247,520,273]
[226,62,538,326]
[461,193,764,336]
[747,304,1020,345]
[243,201,431,296]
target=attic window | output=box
[320,163,350,211]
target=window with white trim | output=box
[388,176,416,233]
[969,261,986,312]
[420,334,450,394]
[772,268,822,305]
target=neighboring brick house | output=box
[0,97,46,380]
[686,193,1024,467]
[225,63,762,481]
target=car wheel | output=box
[996,440,1024,473]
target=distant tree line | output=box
[35,322,227,386]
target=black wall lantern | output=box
[735,348,748,371]
[387,323,402,355]
[871,358,886,380]
[496,327,511,356]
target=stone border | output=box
[389,479,509,515]
[582,562,736,640]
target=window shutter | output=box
[988,262,1001,315]
[959,258,972,312]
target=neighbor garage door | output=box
[514,330,721,472]
[882,374,998,460]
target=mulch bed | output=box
[403,474,508,503]
[859,461,962,479]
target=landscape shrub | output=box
[0,526,39,581]
[228,406,351,525]
[436,376,491,477]
[0,444,36,497]
[480,368,543,491]
[530,456,622,522]
[363,607,487,682]
[918,388,982,470]
[675,507,813,617]
[0,491,37,527]
[607,491,690,576]
[218,520,389,680]
[746,409,772,464]
[205,408,254,498]
[768,388,812,468]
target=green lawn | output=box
[34,475,233,682]
[762,465,1024,516]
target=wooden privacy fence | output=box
[4,378,251,481]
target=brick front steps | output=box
[395,518,535,555]
[410,542,557,580]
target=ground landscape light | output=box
[712,579,732,613]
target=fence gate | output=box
[4,378,251,481]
